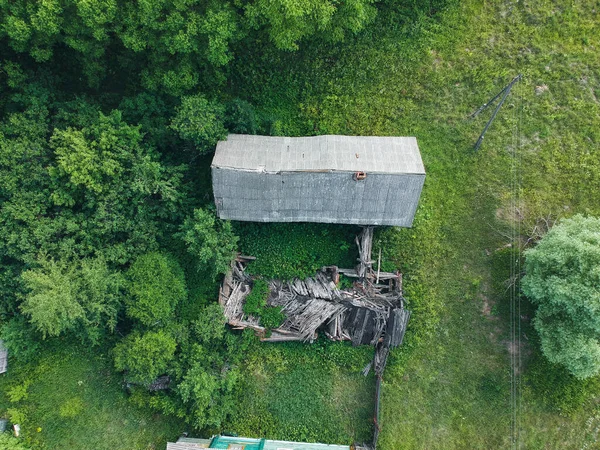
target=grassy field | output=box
[230,0,600,448]
[3,1,600,449]
[0,341,181,449]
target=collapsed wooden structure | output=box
[218,227,411,450]
[219,227,410,352]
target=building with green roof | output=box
[166,435,367,450]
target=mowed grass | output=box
[0,342,181,450]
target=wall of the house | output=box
[212,168,425,227]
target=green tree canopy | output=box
[0,0,379,91]
[244,0,377,50]
[0,432,32,449]
[177,363,240,429]
[20,255,123,343]
[191,303,227,346]
[113,329,177,384]
[170,95,227,153]
[522,215,600,379]
[125,252,187,327]
[178,208,238,278]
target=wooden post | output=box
[376,248,381,284]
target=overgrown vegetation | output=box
[243,279,285,329]
[1,0,600,448]
[237,222,357,279]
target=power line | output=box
[471,74,522,151]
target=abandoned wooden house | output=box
[210,134,425,450]
[218,228,408,450]
[211,134,425,227]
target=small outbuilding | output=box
[211,134,425,227]
[166,435,366,450]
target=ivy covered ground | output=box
[1,0,600,449]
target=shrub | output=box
[0,432,31,449]
[243,279,270,316]
[126,252,187,327]
[170,95,227,153]
[178,208,239,280]
[0,317,42,363]
[225,99,258,134]
[113,329,177,385]
[192,303,227,344]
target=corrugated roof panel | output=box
[212,134,424,174]
[213,169,424,226]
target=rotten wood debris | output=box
[219,227,410,360]
[218,227,409,450]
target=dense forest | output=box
[1,0,600,449]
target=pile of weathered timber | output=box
[219,256,265,335]
[219,227,410,351]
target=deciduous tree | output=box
[113,329,177,384]
[178,208,238,278]
[20,255,123,343]
[125,252,187,327]
[522,215,600,379]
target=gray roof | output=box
[211,134,425,227]
[212,134,424,174]
[166,438,211,449]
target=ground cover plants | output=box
[1,0,600,449]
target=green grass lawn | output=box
[226,340,375,445]
[0,342,181,450]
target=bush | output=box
[522,215,600,379]
[170,95,227,153]
[192,303,227,344]
[225,99,258,134]
[126,252,187,327]
[0,317,42,364]
[178,208,239,280]
[113,329,177,385]
[243,279,270,316]
[0,432,31,449]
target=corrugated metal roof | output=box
[166,437,212,449]
[212,134,424,175]
[212,169,424,227]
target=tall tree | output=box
[244,0,377,50]
[178,208,238,279]
[170,94,227,153]
[20,255,123,343]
